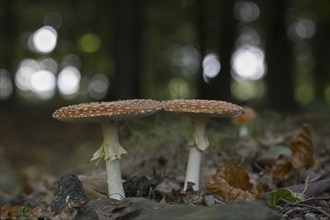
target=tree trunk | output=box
[313,18,330,104]
[0,0,17,108]
[263,0,297,112]
[108,0,141,100]
[198,0,235,102]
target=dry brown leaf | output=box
[272,161,294,181]
[24,202,54,220]
[79,171,108,199]
[0,204,21,219]
[270,124,316,181]
[205,162,264,202]
[289,124,315,169]
[21,165,42,194]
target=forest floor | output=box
[0,105,329,219]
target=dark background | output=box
[0,0,329,194]
[1,0,329,112]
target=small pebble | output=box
[204,195,215,207]
[305,213,319,220]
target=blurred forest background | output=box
[0,0,329,112]
[0,0,330,196]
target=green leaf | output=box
[267,188,305,207]
[17,205,30,217]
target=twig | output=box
[301,176,310,195]
[295,196,330,204]
[285,203,330,218]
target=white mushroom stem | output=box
[106,158,125,200]
[90,121,127,200]
[183,147,202,191]
[238,125,249,138]
[192,116,209,151]
[183,116,209,191]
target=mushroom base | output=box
[183,146,202,191]
[106,158,126,200]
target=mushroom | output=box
[161,99,243,191]
[232,106,257,138]
[52,99,161,200]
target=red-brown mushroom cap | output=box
[161,99,243,118]
[232,106,257,124]
[52,99,162,123]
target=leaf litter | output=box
[0,109,329,219]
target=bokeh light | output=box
[202,53,221,83]
[231,46,266,80]
[79,77,90,96]
[88,74,109,100]
[15,59,40,91]
[168,77,194,99]
[293,42,312,62]
[295,19,316,39]
[79,33,101,53]
[231,80,265,101]
[236,26,261,46]
[15,58,57,99]
[287,18,316,41]
[0,69,14,101]
[30,70,56,99]
[62,54,82,69]
[43,12,62,29]
[57,66,81,97]
[171,45,201,77]
[234,1,260,22]
[294,82,315,105]
[39,57,58,73]
[293,42,315,72]
[30,26,57,54]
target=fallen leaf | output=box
[272,161,294,181]
[267,188,305,207]
[205,162,264,202]
[79,171,108,199]
[269,124,315,181]
[78,198,140,220]
[23,202,54,220]
[0,204,21,219]
[289,124,315,169]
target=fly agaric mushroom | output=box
[161,99,243,191]
[52,99,161,200]
[232,106,257,138]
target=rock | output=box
[203,195,215,207]
[51,174,88,213]
[60,195,280,220]
[129,198,280,220]
[305,213,319,220]
[74,198,140,220]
